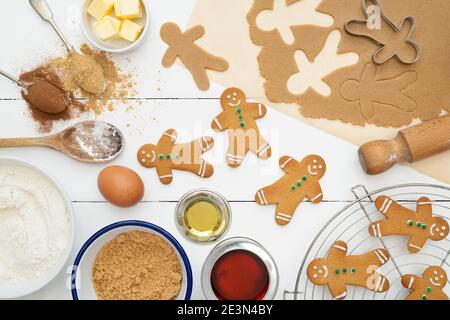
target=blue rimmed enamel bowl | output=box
[71,220,192,300]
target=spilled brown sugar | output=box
[92,230,183,300]
[20,44,136,133]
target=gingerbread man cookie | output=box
[137,129,214,184]
[401,266,449,300]
[370,196,449,253]
[307,241,391,300]
[160,23,229,91]
[255,155,325,226]
[212,88,272,167]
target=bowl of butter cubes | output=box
[82,0,149,53]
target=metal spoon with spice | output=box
[0,68,67,114]
[0,121,124,163]
[29,0,106,95]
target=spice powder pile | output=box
[21,44,136,133]
[92,231,183,300]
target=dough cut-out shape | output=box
[307,240,390,300]
[345,0,420,65]
[255,154,325,226]
[137,129,214,184]
[288,30,358,96]
[370,196,449,253]
[160,22,229,91]
[256,0,333,45]
[211,87,272,167]
[341,63,417,119]
[401,266,449,300]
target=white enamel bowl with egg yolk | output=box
[0,157,75,299]
[81,0,150,53]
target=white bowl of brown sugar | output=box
[71,220,193,300]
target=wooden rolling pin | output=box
[359,115,450,175]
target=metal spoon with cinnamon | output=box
[0,121,124,163]
[0,68,67,114]
[29,0,106,95]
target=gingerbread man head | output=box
[303,155,326,179]
[138,144,158,168]
[423,266,448,289]
[429,217,449,241]
[160,22,182,46]
[307,258,329,285]
[220,87,246,110]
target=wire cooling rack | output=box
[285,183,450,300]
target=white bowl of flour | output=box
[0,157,74,299]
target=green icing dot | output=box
[236,108,241,114]
[238,115,243,120]
[422,224,427,230]
[422,295,427,301]
[240,122,246,127]
[335,269,340,275]
[426,287,432,293]
[296,181,302,187]
[416,222,422,228]
[351,268,356,273]
[342,268,348,273]
[166,154,171,159]
[291,185,296,191]
[302,176,307,181]
[407,220,414,226]
[158,154,164,160]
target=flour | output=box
[0,166,71,284]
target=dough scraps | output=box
[247,0,450,127]
[161,22,229,91]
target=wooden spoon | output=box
[0,121,124,163]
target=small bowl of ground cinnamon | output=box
[71,220,193,300]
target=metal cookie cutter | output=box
[344,0,420,65]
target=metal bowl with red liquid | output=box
[201,237,279,300]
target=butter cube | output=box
[87,0,114,20]
[94,16,122,40]
[120,19,144,42]
[114,0,142,20]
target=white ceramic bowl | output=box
[81,0,150,53]
[0,157,75,299]
[71,221,193,300]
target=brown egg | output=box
[98,166,145,208]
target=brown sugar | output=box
[92,231,183,300]
[70,53,105,95]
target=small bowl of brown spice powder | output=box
[71,220,193,300]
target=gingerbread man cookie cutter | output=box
[137,129,214,184]
[344,0,420,65]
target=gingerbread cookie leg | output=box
[274,200,302,226]
[156,166,174,185]
[249,134,272,159]
[226,131,248,167]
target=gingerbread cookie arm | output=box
[157,129,178,147]
[401,274,421,291]
[255,181,283,206]
[279,156,302,175]
[365,248,390,267]
[327,241,348,260]
[407,235,427,253]
[245,102,267,119]
[416,197,433,220]
[305,182,323,204]
[211,111,230,132]
[328,280,348,300]
[368,220,398,238]
[156,166,173,184]
[162,47,178,68]
[184,25,205,42]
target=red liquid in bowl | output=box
[210,249,269,300]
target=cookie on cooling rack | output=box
[370,196,449,253]
[307,240,391,300]
[401,266,449,300]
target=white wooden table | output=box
[0,0,448,300]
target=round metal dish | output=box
[175,189,231,243]
[288,183,450,300]
[201,237,279,300]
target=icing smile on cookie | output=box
[228,100,241,107]
[429,278,442,287]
